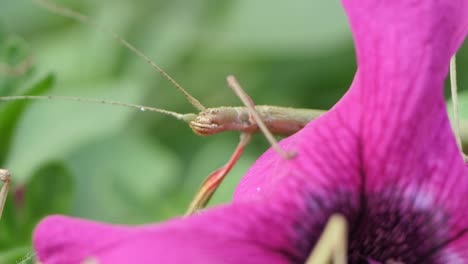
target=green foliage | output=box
[0,74,54,163]
[23,162,74,238]
[0,162,73,263]
[0,31,68,263]
[67,129,181,223]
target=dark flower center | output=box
[290,185,464,264]
[348,188,447,263]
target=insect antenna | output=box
[0,95,197,122]
[32,0,206,112]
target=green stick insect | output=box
[0,1,464,263]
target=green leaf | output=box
[67,128,181,224]
[0,34,35,95]
[0,74,54,164]
[0,246,34,264]
[4,75,146,183]
[0,189,20,248]
[21,162,74,241]
[0,24,6,42]
[0,161,73,249]
[209,0,351,55]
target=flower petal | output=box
[234,0,468,261]
[236,0,468,211]
[343,0,468,250]
[34,202,310,264]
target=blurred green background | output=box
[0,0,467,262]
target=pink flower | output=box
[34,0,468,263]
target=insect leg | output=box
[226,75,295,160]
[305,214,348,264]
[185,132,251,216]
[0,169,11,221]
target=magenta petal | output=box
[237,0,468,207]
[343,0,468,249]
[34,215,133,263]
[34,203,305,264]
[233,0,468,262]
[235,0,468,219]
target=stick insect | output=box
[0,0,325,220]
